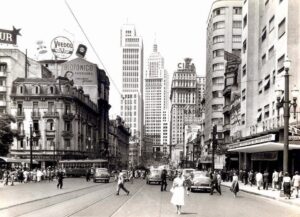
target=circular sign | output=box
[50,36,74,59]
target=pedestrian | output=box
[263,170,269,190]
[37,169,43,182]
[57,169,64,189]
[248,170,254,187]
[116,171,130,195]
[272,170,279,191]
[217,171,222,195]
[10,169,16,186]
[292,171,300,198]
[23,169,29,183]
[86,168,91,182]
[278,170,283,190]
[210,170,221,195]
[282,172,291,199]
[244,170,248,185]
[161,168,168,191]
[129,170,134,184]
[170,171,185,215]
[3,170,9,186]
[230,172,239,197]
[256,171,263,190]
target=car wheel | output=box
[93,179,96,183]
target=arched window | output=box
[32,85,40,94]
[18,85,24,94]
[47,119,54,131]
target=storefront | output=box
[228,134,300,173]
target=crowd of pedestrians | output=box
[220,169,300,199]
[1,167,65,189]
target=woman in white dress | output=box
[171,171,185,215]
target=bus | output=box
[58,159,108,177]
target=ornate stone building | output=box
[9,77,100,168]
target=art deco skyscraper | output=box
[145,43,169,157]
[120,24,144,166]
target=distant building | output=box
[170,58,198,166]
[9,77,100,168]
[204,0,243,169]
[108,116,131,170]
[144,43,169,159]
[120,24,144,167]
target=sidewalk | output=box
[221,181,300,206]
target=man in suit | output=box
[263,170,269,190]
[210,170,221,195]
[57,169,64,189]
[161,169,168,191]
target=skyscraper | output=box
[120,24,144,167]
[204,0,243,169]
[170,58,197,165]
[145,43,169,158]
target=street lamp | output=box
[275,57,298,173]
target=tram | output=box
[58,159,108,177]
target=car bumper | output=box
[190,185,211,190]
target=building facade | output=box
[204,0,243,169]
[9,77,100,168]
[227,0,300,173]
[120,24,144,167]
[170,58,197,166]
[144,43,169,159]
[108,116,130,170]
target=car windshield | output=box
[184,170,194,174]
[151,170,161,174]
[193,172,208,178]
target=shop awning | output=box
[228,142,300,153]
[0,157,38,164]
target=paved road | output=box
[0,178,299,217]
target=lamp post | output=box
[275,57,298,173]
[211,125,217,171]
[29,124,33,170]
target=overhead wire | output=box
[64,0,122,97]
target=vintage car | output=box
[146,169,162,184]
[93,168,110,183]
[189,171,211,192]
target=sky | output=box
[0,0,214,116]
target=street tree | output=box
[0,114,18,156]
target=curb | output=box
[221,184,300,207]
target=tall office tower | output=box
[145,43,169,158]
[120,24,144,167]
[226,0,300,173]
[196,77,206,107]
[170,58,197,165]
[204,0,243,169]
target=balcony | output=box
[223,104,231,114]
[223,123,230,132]
[17,130,25,139]
[0,101,6,107]
[63,113,75,121]
[32,130,41,139]
[0,86,6,92]
[43,111,59,118]
[45,130,56,137]
[16,111,25,120]
[61,130,74,138]
[31,111,41,120]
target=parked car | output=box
[121,170,129,181]
[189,171,211,192]
[93,168,110,183]
[146,169,162,184]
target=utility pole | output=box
[212,125,217,171]
[30,124,33,170]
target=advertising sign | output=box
[61,58,97,86]
[50,36,74,59]
[0,26,21,45]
